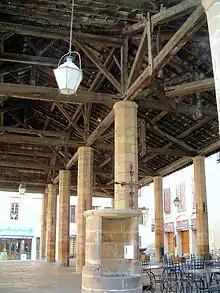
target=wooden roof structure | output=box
[0,0,219,196]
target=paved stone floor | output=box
[0,261,81,293]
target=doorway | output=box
[181,231,189,254]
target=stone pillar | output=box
[58,170,71,266]
[114,101,138,209]
[40,191,47,259]
[202,0,220,135]
[111,197,115,208]
[46,184,57,263]
[76,147,93,273]
[31,237,37,260]
[154,176,164,262]
[193,156,209,256]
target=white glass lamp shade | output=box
[54,56,83,95]
[173,196,180,208]
[19,183,27,195]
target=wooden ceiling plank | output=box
[0,22,122,46]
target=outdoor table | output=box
[186,268,220,290]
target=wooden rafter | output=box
[74,40,121,92]
[127,23,148,88]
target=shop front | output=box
[0,227,33,260]
[164,222,175,254]
[176,219,190,255]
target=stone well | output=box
[82,209,142,293]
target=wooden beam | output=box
[121,37,128,93]
[0,22,122,46]
[0,134,112,150]
[0,52,57,67]
[74,40,121,92]
[126,0,200,35]
[139,119,147,157]
[138,99,217,117]
[98,157,112,168]
[146,147,189,156]
[0,160,60,171]
[127,24,148,88]
[0,82,119,106]
[54,102,85,139]
[165,78,215,98]
[0,148,53,158]
[0,126,66,137]
[89,48,116,92]
[0,178,47,186]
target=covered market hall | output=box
[0,0,219,292]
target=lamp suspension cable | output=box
[68,0,75,55]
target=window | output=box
[92,206,101,210]
[70,205,76,223]
[164,188,171,214]
[176,183,186,211]
[10,203,19,220]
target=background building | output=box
[138,153,220,257]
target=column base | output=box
[76,265,83,274]
[47,258,56,263]
[58,260,69,267]
[82,265,142,293]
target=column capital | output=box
[193,155,205,162]
[202,0,220,12]
[78,146,94,154]
[113,100,138,111]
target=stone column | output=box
[202,0,220,135]
[154,176,164,262]
[111,197,115,208]
[58,170,71,266]
[114,101,138,209]
[193,156,209,256]
[76,147,93,273]
[46,184,57,263]
[40,191,47,259]
[31,237,37,260]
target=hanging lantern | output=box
[173,196,180,208]
[19,183,27,195]
[54,0,83,95]
[54,53,83,95]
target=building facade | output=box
[138,154,220,257]
[0,191,42,260]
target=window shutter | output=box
[164,188,171,214]
[180,183,186,210]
